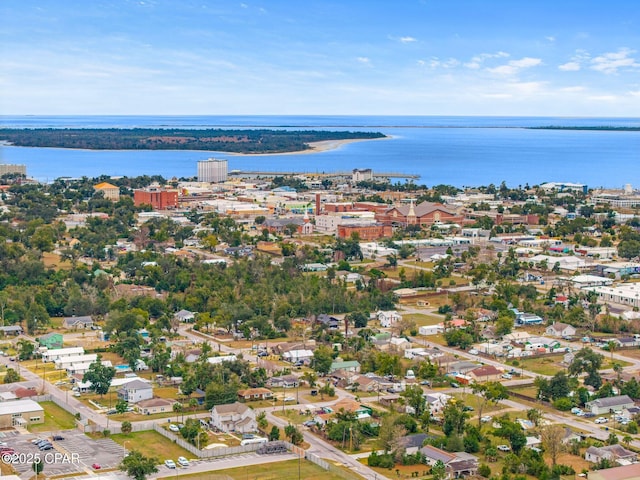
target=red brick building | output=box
[337,223,392,240]
[376,201,463,227]
[133,188,179,209]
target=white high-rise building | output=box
[197,158,228,183]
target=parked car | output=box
[303,420,317,427]
[92,464,101,470]
[165,459,176,469]
[463,406,474,412]
[501,373,513,379]
[39,443,53,451]
[497,445,511,452]
[468,349,479,355]
[595,417,608,424]
[480,416,492,423]
[177,456,189,467]
[52,435,64,441]
[169,424,180,432]
[257,351,269,357]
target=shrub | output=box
[367,451,394,469]
[479,464,492,477]
[552,397,573,411]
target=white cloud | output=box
[399,36,417,43]
[629,90,640,97]
[558,50,591,72]
[464,51,509,69]
[240,3,248,8]
[559,62,581,71]
[546,36,556,42]
[588,95,618,101]
[560,86,586,93]
[357,56,370,64]
[487,57,541,75]
[590,48,639,74]
[422,57,459,69]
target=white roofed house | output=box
[174,309,195,323]
[586,395,635,415]
[282,349,313,363]
[585,445,637,465]
[377,310,402,328]
[545,322,577,338]
[117,379,153,404]
[211,402,257,433]
[63,316,94,329]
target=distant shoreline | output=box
[226,136,390,156]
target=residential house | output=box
[316,314,340,330]
[377,310,402,328]
[419,324,444,336]
[615,337,640,349]
[545,323,577,338]
[237,388,273,402]
[174,309,195,323]
[586,445,637,465]
[38,332,63,350]
[267,375,300,389]
[63,316,94,329]
[399,433,429,455]
[283,350,313,363]
[117,380,153,404]
[468,365,503,382]
[390,337,411,351]
[136,398,176,415]
[420,445,479,478]
[329,360,361,374]
[586,395,635,415]
[588,463,640,480]
[210,402,257,433]
[426,392,451,414]
[0,325,23,336]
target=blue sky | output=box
[1,0,639,115]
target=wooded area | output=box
[0,128,386,153]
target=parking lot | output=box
[2,428,124,477]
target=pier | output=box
[228,170,420,179]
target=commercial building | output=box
[133,187,179,209]
[197,158,228,183]
[93,182,120,201]
[0,399,44,427]
[0,163,27,177]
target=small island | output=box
[0,128,386,154]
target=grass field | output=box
[400,313,442,327]
[157,459,352,480]
[513,353,632,376]
[30,401,77,433]
[110,431,192,461]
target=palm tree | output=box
[623,435,633,448]
[607,340,617,363]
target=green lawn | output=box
[30,401,77,433]
[401,313,442,327]
[157,459,350,480]
[110,431,192,461]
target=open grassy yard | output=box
[512,353,631,377]
[400,313,442,327]
[111,430,192,460]
[30,401,77,432]
[158,459,350,480]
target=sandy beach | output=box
[226,136,389,156]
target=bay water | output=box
[0,115,638,188]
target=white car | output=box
[164,460,176,469]
[501,373,512,379]
[595,417,608,424]
[497,445,511,452]
[284,396,295,402]
[480,416,492,423]
[177,456,189,467]
[468,349,479,355]
[169,424,180,432]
